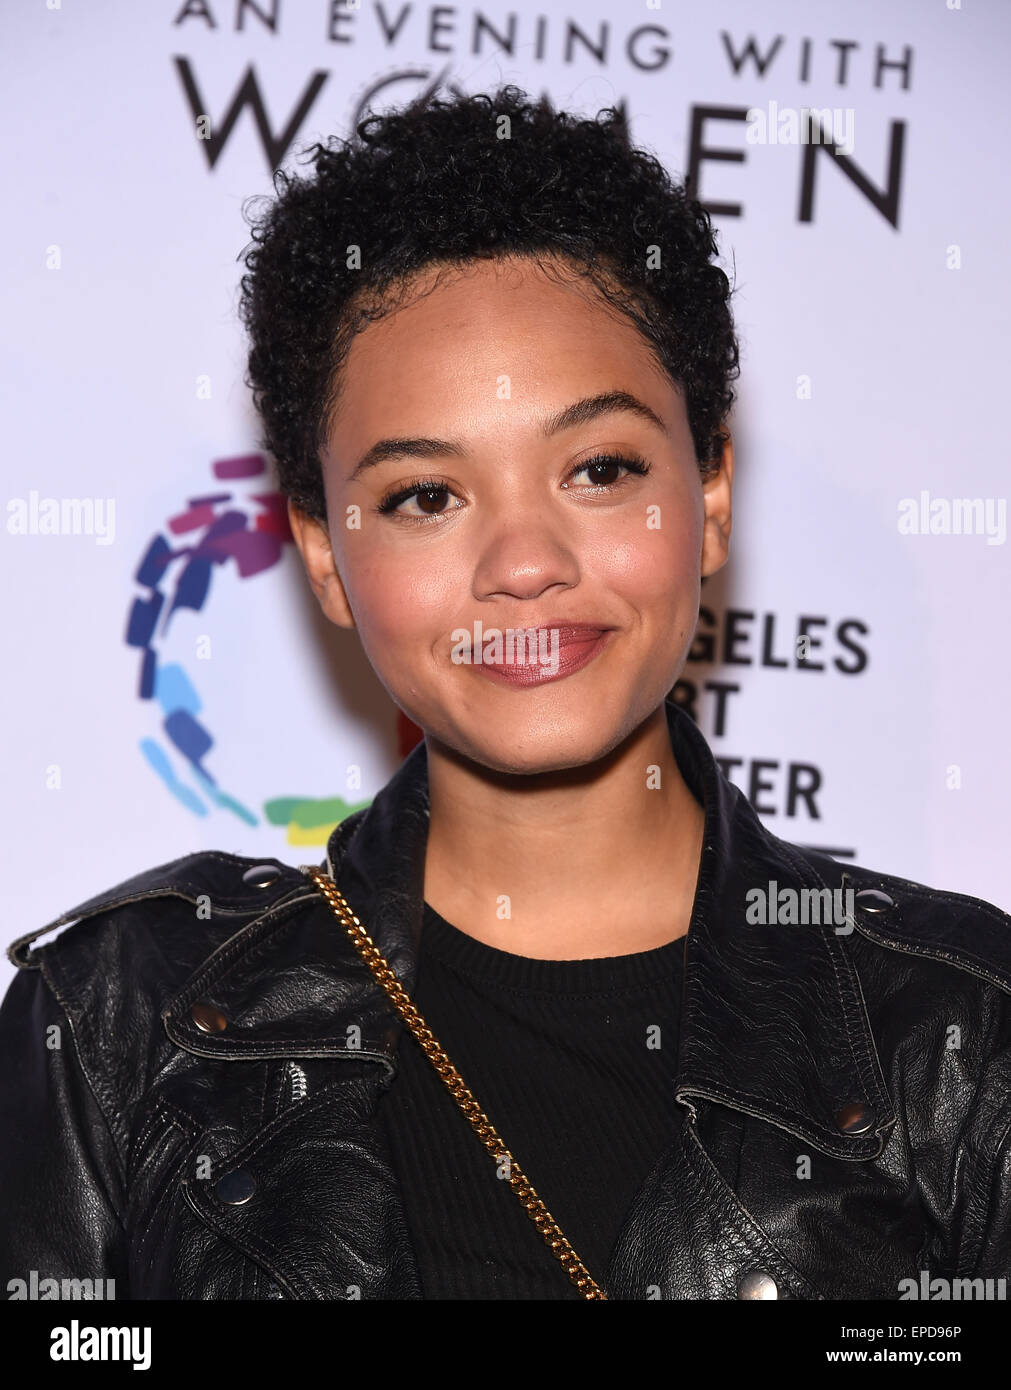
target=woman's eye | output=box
[378,482,463,519]
[398,486,455,516]
[571,459,624,488]
[567,453,651,489]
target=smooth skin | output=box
[289,253,734,959]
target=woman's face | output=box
[293,254,732,775]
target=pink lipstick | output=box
[469,624,614,688]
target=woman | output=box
[2,86,1010,1303]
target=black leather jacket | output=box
[3,700,1011,1301]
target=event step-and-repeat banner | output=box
[2,0,1008,990]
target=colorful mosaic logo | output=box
[126,454,422,845]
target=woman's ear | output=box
[700,431,733,579]
[286,499,357,630]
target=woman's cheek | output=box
[353,548,460,653]
[591,514,699,595]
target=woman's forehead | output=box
[337,261,661,396]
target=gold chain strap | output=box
[301,865,609,1301]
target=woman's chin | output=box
[428,719,634,780]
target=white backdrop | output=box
[2,0,1009,994]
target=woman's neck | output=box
[422,704,705,960]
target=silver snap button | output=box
[214,1169,256,1205]
[836,1101,876,1135]
[242,863,281,889]
[855,888,895,913]
[737,1269,778,1300]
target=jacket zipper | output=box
[286,1061,308,1102]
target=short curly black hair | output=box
[238,84,738,525]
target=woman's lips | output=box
[470,626,614,687]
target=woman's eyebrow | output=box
[346,390,669,482]
[543,390,668,440]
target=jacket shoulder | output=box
[794,841,1011,994]
[6,850,312,972]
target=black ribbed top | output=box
[378,901,685,1300]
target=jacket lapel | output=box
[665,703,895,1161]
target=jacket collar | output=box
[166,699,893,1160]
